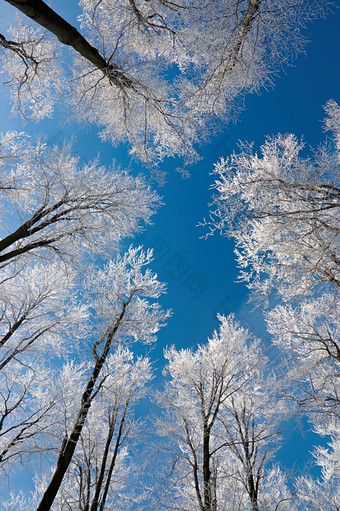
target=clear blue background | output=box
[0,0,339,486]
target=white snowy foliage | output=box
[0,262,88,368]
[85,246,170,344]
[51,348,153,510]
[157,315,291,510]
[1,1,331,163]
[324,99,340,157]
[0,245,167,504]
[209,109,340,300]
[259,466,298,511]
[267,293,339,361]
[0,131,160,266]
[0,360,86,469]
[0,20,64,120]
[296,423,340,511]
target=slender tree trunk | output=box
[237,1,261,47]
[243,438,259,511]
[36,302,129,511]
[89,418,117,511]
[247,469,259,511]
[97,405,128,511]
[203,420,212,511]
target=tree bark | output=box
[97,404,128,511]
[4,0,108,70]
[203,420,212,511]
[4,0,134,87]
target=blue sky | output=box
[0,0,339,487]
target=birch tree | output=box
[1,0,330,163]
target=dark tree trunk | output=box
[4,0,107,70]
[248,472,259,511]
[89,401,129,511]
[203,420,213,511]
[243,437,259,511]
[97,406,128,511]
[4,0,133,87]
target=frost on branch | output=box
[85,246,170,344]
[0,246,169,507]
[74,0,330,163]
[157,314,292,510]
[0,131,160,268]
[267,294,340,420]
[295,420,340,511]
[0,261,87,370]
[0,360,86,472]
[52,347,153,510]
[0,20,64,121]
[208,111,340,300]
[324,99,340,157]
[1,1,332,164]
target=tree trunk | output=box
[4,0,134,87]
[4,0,108,70]
[97,405,128,511]
[229,0,261,67]
[203,420,213,511]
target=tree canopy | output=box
[0,1,339,510]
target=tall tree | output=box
[0,246,169,508]
[34,246,169,511]
[207,101,340,301]
[1,0,330,164]
[208,102,340,509]
[53,348,153,511]
[156,315,291,511]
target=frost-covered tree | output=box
[0,259,89,472]
[0,350,153,510]
[267,293,340,508]
[156,315,291,511]
[0,131,159,269]
[208,102,340,509]
[207,102,340,300]
[0,262,87,371]
[32,246,169,511]
[0,361,86,473]
[53,348,153,511]
[208,100,340,413]
[1,0,331,163]
[267,294,340,421]
[0,128,158,370]
[295,419,340,510]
